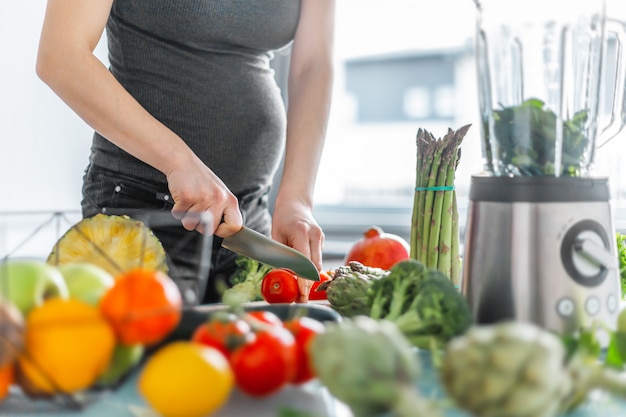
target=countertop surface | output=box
[2,302,626,417]
[0,302,349,417]
[0,373,346,417]
[3,349,626,417]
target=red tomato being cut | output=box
[261,269,300,304]
[308,271,332,301]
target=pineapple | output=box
[47,214,168,278]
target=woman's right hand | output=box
[165,155,243,238]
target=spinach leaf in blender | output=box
[486,98,589,176]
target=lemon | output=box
[138,341,234,417]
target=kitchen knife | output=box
[156,193,320,281]
[222,226,320,282]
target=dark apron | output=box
[80,163,271,305]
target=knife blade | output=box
[156,193,320,281]
[222,226,320,282]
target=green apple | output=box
[57,262,115,306]
[96,343,145,387]
[0,259,69,316]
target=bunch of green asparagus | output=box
[410,125,470,287]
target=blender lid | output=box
[469,175,611,203]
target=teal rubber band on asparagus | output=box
[415,186,455,191]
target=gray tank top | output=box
[91,0,302,197]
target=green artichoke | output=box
[322,261,388,317]
[441,321,570,417]
[310,315,441,417]
[325,274,372,316]
[441,321,626,417]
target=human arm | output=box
[35,0,243,237]
[271,0,335,302]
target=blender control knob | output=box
[573,231,617,272]
[561,220,610,287]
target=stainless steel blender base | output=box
[462,176,621,336]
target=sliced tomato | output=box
[261,269,299,304]
[229,325,297,397]
[308,270,332,301]
[284,316,325,384]
[190,311,252,358]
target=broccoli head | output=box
[386,259,427,285]
[390,271,473,349]
[221,255,273,304]
[617,232,626,299]
[368,259,427,320]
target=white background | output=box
[0,0,624,215]
[0,1,109,212]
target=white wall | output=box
[1,0,477,215]
[0,2,108,213]
[2,0,622,216]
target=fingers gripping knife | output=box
[156,193,320,282]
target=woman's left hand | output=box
[271,0,334,303]
[271,200,324,303]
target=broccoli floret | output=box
[368,259,426,319]
[221,255,273,304]
[369,260,473,350]
[228,255,267,285]
[387,259,427,279]
[617,232,626,300]
[390,272,473,349]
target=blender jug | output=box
[475,0,623,177]
[464,0,626,337]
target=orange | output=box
[17,298,116,394]
[0,363,14,402]
[138,341,234,417]
[100,268,182,346]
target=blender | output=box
[462,0,626,336]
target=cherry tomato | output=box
[229,325,297,397]
[284,317,325,384]
[308,271,332,301]
[261,269,299,304]
[245,310,284,327]
[191,311,252,358]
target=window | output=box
[312,0,478,255]
[311,0,626,258]
[403,87,430,119]
[345,51,457,123]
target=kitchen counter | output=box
[413,350,626,417]
[3,349,626,417]
[0,303,351,417]
[0,351,626,417]
[3,299,626,417]
[0,373,348,417]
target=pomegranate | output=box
[342,226,410,270]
